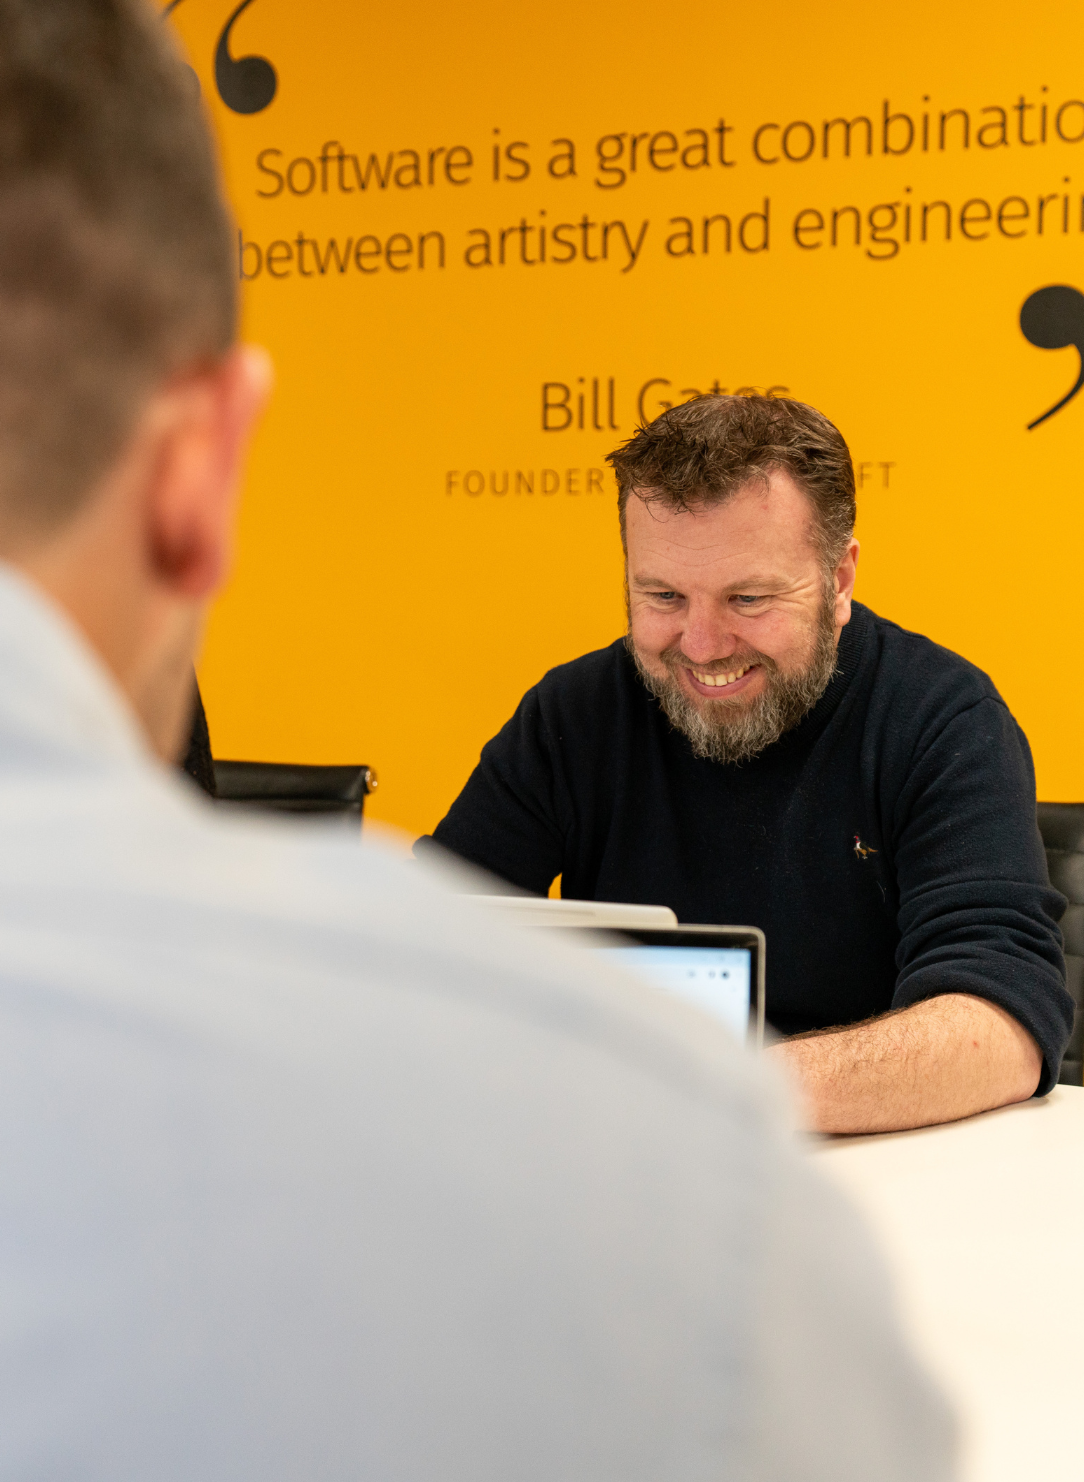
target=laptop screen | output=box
[597,945,752,1040]
[570,925,764,1046]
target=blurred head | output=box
[607,396,859,764]
[0,0,268,759]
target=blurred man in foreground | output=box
[0,2,954,1478]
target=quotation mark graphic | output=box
[214,0,277,114]
[1020,285,1084,430]
[163,0,278,115]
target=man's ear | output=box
[833,538,860,629]
[146,345,272,601]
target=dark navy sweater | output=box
[423,604,1073,1094]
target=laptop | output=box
[469,897,765,1047]
[469,896,678,929]
[573,924,766,1049]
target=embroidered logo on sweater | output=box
[853,835,878,860]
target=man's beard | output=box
[628,589,840,766]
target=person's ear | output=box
[146,345,272,600]
[833,538,860,629]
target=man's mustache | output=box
[659,644,778,678]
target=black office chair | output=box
[1037,803,1084,1086]
[213,760,378,831]
[181,681,376,828]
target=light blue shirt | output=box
[0,565,955,1480]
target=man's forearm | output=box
[768,993,1043,1135]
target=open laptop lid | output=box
[566,924,766,1049]
[469,897,678,930]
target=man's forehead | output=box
[625,476,818,558]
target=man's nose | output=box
[679,603,741,665]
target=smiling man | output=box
[422,394,1073,1134]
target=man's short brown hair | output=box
[0,0,235,535]
[607,394,856,567]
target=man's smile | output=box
[686,663,760,697]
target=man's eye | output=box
[734,595,763,606]
[651,591,679,601]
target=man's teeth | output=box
[693,665,751,687]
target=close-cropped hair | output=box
[607,394,857,568]
[0,0,235,535]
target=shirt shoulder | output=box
[524,637,650,750]
[859,604,1007,729]
[533,637,638,703]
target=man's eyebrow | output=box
[631,572,778,590]
[629,574,680,588]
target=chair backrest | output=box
[1036,803,1084,1086]
[213,761,377,832]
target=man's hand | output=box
[768,993,1043,1135]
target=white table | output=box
[812,1085,1084,1482]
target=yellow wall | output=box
[170,0,1084,834]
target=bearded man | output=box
[420,394,1072,1134]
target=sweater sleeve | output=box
[889,697,1072,1095]
[417,687,566,895]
